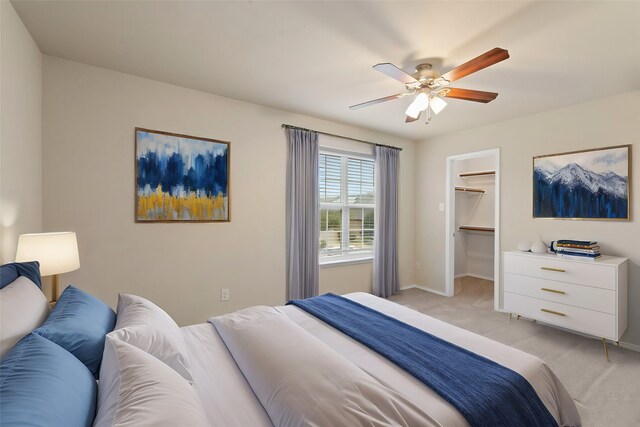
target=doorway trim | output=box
[445,148,501,310]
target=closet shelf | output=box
[459,170,495,178]
[455,186,485,194]
[458,226,495,233]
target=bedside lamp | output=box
[15,232,80,303]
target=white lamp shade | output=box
[15,232,80,276]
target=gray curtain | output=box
[373,146,400,298]
[286,128,319,300]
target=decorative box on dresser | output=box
[503,251,628,360]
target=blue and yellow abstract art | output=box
[135,128,230,222]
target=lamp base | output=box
[50,274,59,304]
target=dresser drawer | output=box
[504,273,616,314]
[504,292,617,340]
[504,254,616,290]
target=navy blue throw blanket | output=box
[288,294,558,427]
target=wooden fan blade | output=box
[373,63,419,85]
[440,48,509,84]
[405,112,420,123]
[442,88,498,103]
[349,93,409,110]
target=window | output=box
[319,150,374,263]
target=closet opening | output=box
[444,149,500,310]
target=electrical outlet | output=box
[220,288,230,302]
[438,203,444,212]
[415,262,421,271]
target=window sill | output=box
[320,257,373,268]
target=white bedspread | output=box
[279,292,580,427]
[181,323,273,427]
[212,306,441,427]
[187,292,580,427]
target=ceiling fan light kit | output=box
[350,47,510,125]
[405,93,429,118]
[429,96,447,115]
[404,92,447,125]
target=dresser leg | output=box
[602,338,609,362]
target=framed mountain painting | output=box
[135,128,230,222]
[533,145,630,220]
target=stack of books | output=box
[555,240,601,261]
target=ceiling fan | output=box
[349,48,510,124]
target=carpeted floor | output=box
[388,276,640,427]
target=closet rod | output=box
[459,170,495,177]
[281,124,402,151]
[458,226,495,232]
[455,186,485,194]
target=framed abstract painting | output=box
[533,145,631,220]
[135,128,230,222]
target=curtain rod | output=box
[281,124,402,151]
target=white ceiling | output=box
[11,0,640,141]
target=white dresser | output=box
[503,251,628,351]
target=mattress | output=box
[183,292,580,426]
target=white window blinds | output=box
[319,152,375,261]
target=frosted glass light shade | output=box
[430,96,447,114]
[405,103,422,119]
[15,232,80,276]
[405,93,430,118]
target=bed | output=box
[0,262,581,427]
[183,292,580,427]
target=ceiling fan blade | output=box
[440,48,509,84]
[373,63,419,85]
[405,112,420,123]
[441,88,499,103]
[349,93,410,110]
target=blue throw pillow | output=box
[0,333,97,427]
[34,285,116,378]
[0,261,42,289]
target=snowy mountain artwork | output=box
[533,145,630,220]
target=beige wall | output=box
[0,1,42,263]
[415,90,640,345]
[42,56,415,325]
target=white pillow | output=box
[93,337,209,427]
[0,276,50,357]
[112,294,193,382]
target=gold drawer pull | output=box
[541,287,566,295]
[541,308,566,317]
[541,267,565,273]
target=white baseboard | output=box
[399,284,450,297]
[620,341,640,353]
[453,273,495,281]
[465,273,495,281]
